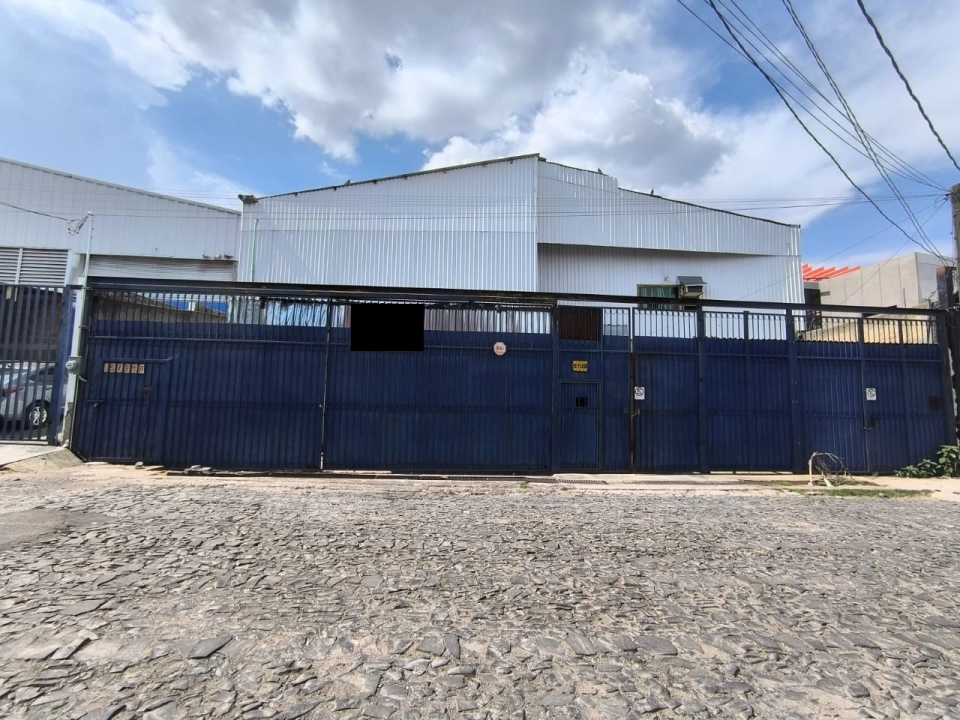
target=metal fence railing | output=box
[72,282,953,474]
[0,284,74,442]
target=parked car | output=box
[0,363,63,429]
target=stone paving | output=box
[1,473,959,719]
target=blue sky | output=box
[0,0,957,269]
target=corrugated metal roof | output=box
[537,162,801,257]
[237,154,802,299]
[259,153,542,199]
[239,155,540,290]
[0,156,239,214]
[0,158,241,276]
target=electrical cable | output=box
[703,0,945,263]
[779,0,941,260]
[855,0,960,175]
[673,0,944,191]
[716,0,943,190]
[0,200,71,222]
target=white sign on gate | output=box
[865,387,877,401]
[493,341,507,356]
[634,386,646,401]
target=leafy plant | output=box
[896,445,960,478]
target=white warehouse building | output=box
[0,157,240,286]
[238,154,802,303]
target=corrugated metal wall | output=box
[537,161,801,258]
[537,244,803,303]
[238,156,540,290]
[0,158,239,282]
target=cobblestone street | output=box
[1,471,959,719]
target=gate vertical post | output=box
[629,307,636,473]
[936,313,957,446]
[743,311,754,469]
[898,319,916,463]
[785,310,804,472]
[696,307,708,473]
[47,289,74,445]
[319,299,334,469]
[549,304,560,474]
[857,316,871,473]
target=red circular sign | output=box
[493,342,507,356]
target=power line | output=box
[715,0,943,191]
[672,0,944,191]
[702,0,946,263]
[0,200,71,222]
[736,198,948,301]
[835,198,947,304]
[779,0,939,257]
[855,0,960,175]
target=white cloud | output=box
[147,138,248,210]
[3,0,959,246]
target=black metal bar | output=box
[82,277,947,318]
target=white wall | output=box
[819,252,950,308]
[536,243,803,303]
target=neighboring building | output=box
[0,157,240,286]
[238,154,803,304]
[804,252,953,309]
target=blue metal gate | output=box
[72,283,955,475]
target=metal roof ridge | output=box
[259,153,542,200]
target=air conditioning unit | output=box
[677,276,706,299]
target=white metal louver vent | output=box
[18,248,69,285]
[0,247,69,285]
[0,247,18,284]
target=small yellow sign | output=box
[104,362,146,375]
[572,360,588,372]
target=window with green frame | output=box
[637,284,680,310]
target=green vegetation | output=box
[518,481,530,489]
[896,445,959,478]
[783,488,931,499]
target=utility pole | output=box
[953,184,960,279]
[61,213,93,446]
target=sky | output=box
[0,0,958,270]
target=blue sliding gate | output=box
[72,285,955,475]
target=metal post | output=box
[937,313,958,445]
[629,307,636,473]
[62,213,93,447]
[951,184,960,275]
[857,316,871,473]
[696,307,708,473]
[550,304,560,474]
[785,310,804,472]
[318,299,334,469]
[47,289,73,444]
[743,311,754,470]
